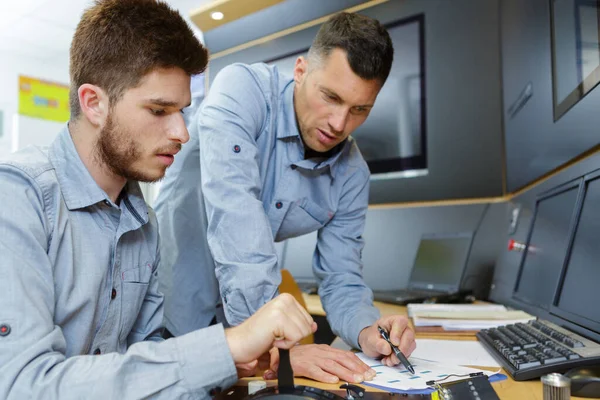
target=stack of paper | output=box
[408,303,535,331]
[412,339,500,367]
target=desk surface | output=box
[236,294,586,400]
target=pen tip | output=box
[408,366,415,374]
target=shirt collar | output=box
[278,79,302,140]
[278,79,351,179]
[49,125,148,221]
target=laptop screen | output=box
[408,233,473,292]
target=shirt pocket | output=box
[119,264,153,338]
[275,198,333,241]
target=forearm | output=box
[319,276,380,348]
[2,325,237,400]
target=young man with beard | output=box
[155,12,417,384]
[0,1,316,399]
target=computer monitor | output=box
[513,180,582,309]
[407,232,473,293]
[266,14,427,178]
[551,0,600,120]
[551,171,600,338]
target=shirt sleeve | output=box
[313,165,380,349]
[0,166,237,400]
[197,64,280,326]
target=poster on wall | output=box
[18,76,70,122]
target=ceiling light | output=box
[211,11,224,20]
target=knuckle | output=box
[323,358,338,370]
[279,293,295,304]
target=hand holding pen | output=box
[357,315,417,372]
[377,325,415,374]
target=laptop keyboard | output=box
[477,319,600,380]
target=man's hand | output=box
[262,345,376,384]
[225,293,317,364]
[358,315,416,367]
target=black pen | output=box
[377,325,415,374]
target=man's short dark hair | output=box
[308,12,394,84]
[70,0,208,118]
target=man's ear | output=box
[293,56,308,85]
[77,84,109,127]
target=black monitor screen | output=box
[409,234,472,292]
[551,0,600,120]
[514,186,580,308]
[266,15,427,177]
[553,176,600,333]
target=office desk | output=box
[233,294,586,400]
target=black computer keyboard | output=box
[477,319,600,380]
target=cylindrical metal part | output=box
[542,373,571,400]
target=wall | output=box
[0,52,68,157]
[501,0,600,192]
[283,201,506,300]
[206,0,505,203]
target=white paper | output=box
[411,339,500,367]
[356,353,499,391]
[412,316,535,329]
[407,303,507,318]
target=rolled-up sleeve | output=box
[313,168,380,349]
[0,166,237,399]
[198,64,280,326]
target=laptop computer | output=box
[372,232,474,305]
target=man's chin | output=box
[123,167,167,183]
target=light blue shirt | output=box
[155,63,380,348]
[0,127,237,399]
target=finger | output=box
[292,298,316,331]
[375,336,393,356]
[388,317,408,347]
[263,369,277,380]
[406,340,417,357]
[325,348,375,377]
[398,327,415,355]
[315,358,365,383]
[269,347,279,371]
[298,362,340,384]
[287,304,317,341]
[278,314,312,348]
[257,353,272,371]
[382,351,400,366]
[273,313,306,348]
[278,294,315,338]
[236,360,258,378]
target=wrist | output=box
[225,326,244,363]
[357,325,371,350]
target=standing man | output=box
[155,11,416,384]
[0,1,316,399]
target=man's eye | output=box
[150,109,166,116]
[323,92,337,102]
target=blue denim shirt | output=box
[0,127,236,399]
[155,63,380,348]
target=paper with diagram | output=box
[356,353,500,391]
